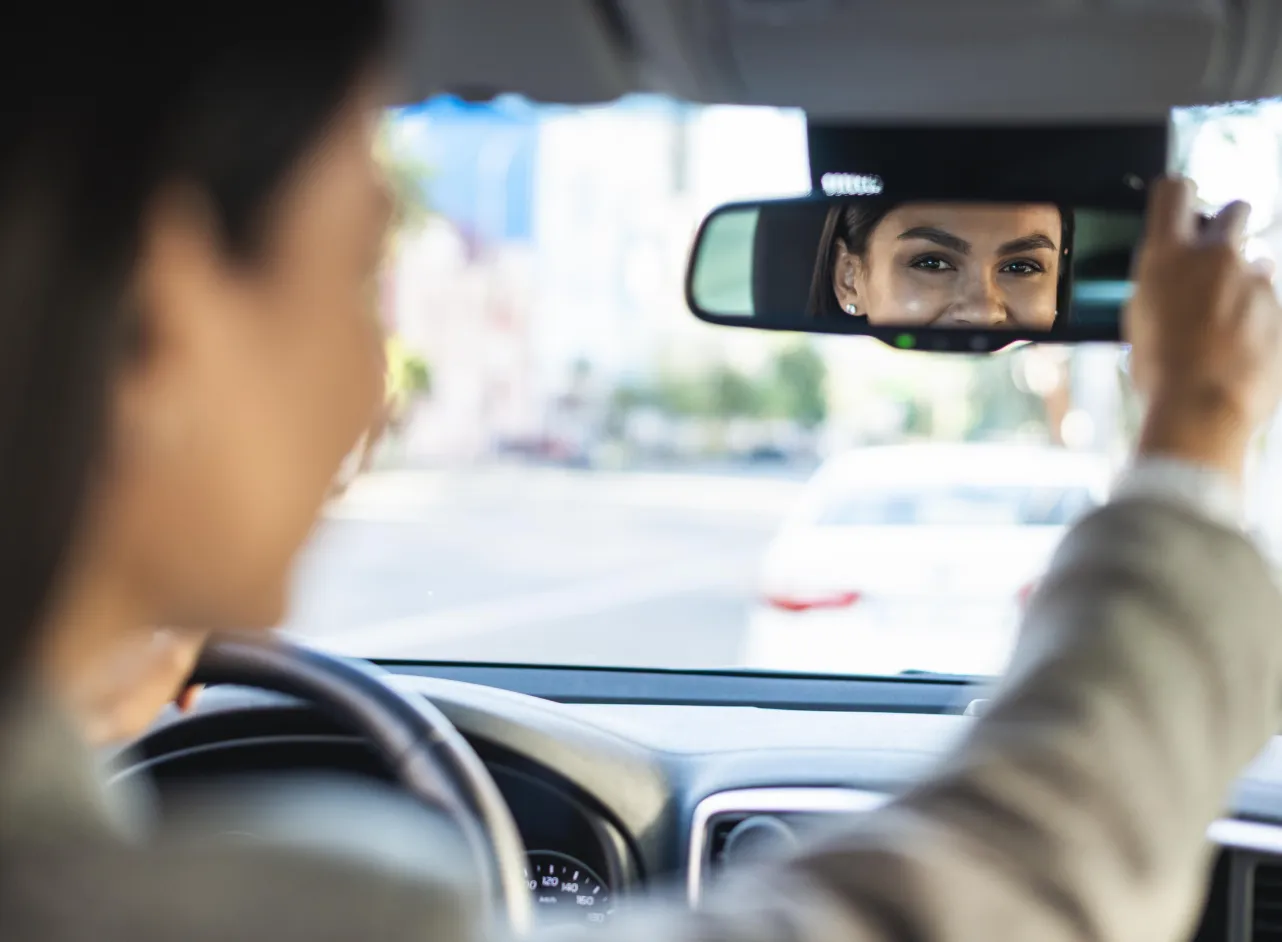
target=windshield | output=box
[285,95,1282,678]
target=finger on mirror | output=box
[1201,200,1252,249]
[1252,257,1277,279]
[1144,175,1197,246]
[1247,271,1282,311]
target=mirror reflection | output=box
[688,196,1144,340]
[812,202,1065,329]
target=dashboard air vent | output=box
[1253,861,1282,942]
[707,813,749,871]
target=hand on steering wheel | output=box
[190,635,534,936]
[62,626,206,747]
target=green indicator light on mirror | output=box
[894,334,916,349]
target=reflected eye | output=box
[1000,259,1046,276]
[909,255,956,272]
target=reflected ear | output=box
[832,240,862,315]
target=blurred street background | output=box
[283,95,1282,673]
[287,466,797,667]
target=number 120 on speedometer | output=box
[525,850,614,925]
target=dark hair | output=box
[806,200,896,322]
[806,200,1075,326]
[0,7,391,684]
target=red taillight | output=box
[766,591,861,613]
[1017,581,1037,608]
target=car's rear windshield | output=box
[817,486,1098,527]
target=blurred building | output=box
[383,95,809,463]
[380,94,1159,473]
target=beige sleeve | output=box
[541,498,1282,942]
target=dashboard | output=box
[120,733,630,925]
[111,666,1282,937]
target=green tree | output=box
[402,355,432,397]
[376,118,433,233]
[965,352,1045,441]
[709,365,762,418]
[621,352,827,427]
[902,398,932,437]
[655,374,709,417]
[769,344,828,428]
[386,335,432,413]
[373,118,434,416]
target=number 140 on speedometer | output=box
[525,850,614,925]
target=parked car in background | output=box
[742,443,1113,677]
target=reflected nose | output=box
[941,272,1006,326]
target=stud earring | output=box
[845,303,858,315]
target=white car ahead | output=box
[743,443,1113,678]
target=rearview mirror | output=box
[686,195,1144,351]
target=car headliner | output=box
[392,1,1282,121]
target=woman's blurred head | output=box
[809,200,1069,329]
[0,6,393,685]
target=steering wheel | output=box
[191,635,534,936]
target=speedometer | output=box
[525,850,613,925]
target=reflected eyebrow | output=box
[997,233,1057,255]
[897,227,969,254]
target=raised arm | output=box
[536,179,1282,942]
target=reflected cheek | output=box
[867,272,947,326]
[1004,280,1058,329]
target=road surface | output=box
[282,466,801,670]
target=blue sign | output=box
[392,96,539,243]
